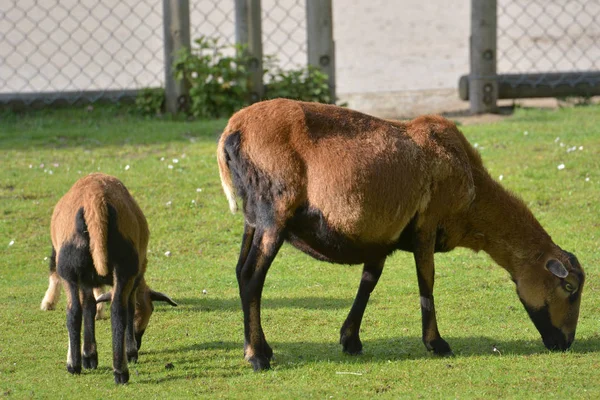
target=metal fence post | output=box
[163,0,191,114]
[306,0,336,103]
[235,0,264,102]
[469,0,497,113]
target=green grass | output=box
[1,104,599,399]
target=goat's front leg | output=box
[238,226,283,371]
[41,248,60,311]
[81,286,98,370]
[111,277,134,384]
[414,231,452,356]
[93,286,107,320]
[340,257,386,355]
[125,287,138,363]
[64,281,83,374]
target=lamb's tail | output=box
[217,129,239,214]
[79,195,110,277]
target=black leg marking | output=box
[238,227,283,371]
[64,281,82,374]
[414,231,452,356]
[81,286,98,370]
[111,279,133,384]
[236,222,256,286]
[126,289,138,363]
[340,258,386,355]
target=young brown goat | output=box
[217,98,585,371]
[45,173,176,384]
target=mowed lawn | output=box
[0,104,599,398]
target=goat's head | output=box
[96,282,177,350]
[515,251,584,351]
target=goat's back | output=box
[221,99,477,244]
[51,173,148,276]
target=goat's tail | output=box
[217,128,239,214]
[79,195,110,277]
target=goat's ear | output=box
[96,292,112,303]
[546,259,569,278]
[149,289,178,306]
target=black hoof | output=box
[67,364,82,375]
[114,369,130,384]
[83,353,98,369]
[249,356,271,371]
[426,338,453,356]
[127,350,139,364]
[340,333,363,355]
[264,344,273,360]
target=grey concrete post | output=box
[163,0,191,114]
[469,0,497,113]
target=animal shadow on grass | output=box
[136,335,600,384]
[146,296,600,382]
[167,296,352,313]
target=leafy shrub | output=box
[137,36,333,119]
[172,36,251,119]
[135,88,165,116]
[263,55,331,104]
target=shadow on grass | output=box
[148,335,600,360]
[168,296,351,312]
[136,335,600,384]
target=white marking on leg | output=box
[67,341,73,366]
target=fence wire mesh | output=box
[0,0,307,106]
[262,0,306,70]
[0,0,164,105]
[497,0,600,88]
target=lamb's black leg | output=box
[111,277,134,384]
[64,281,83,374]
[81,286,98,369]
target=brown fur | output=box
[218,99,585,368]
[51,173,148,277]
[44,173,176,383]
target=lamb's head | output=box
[96,281,177,350]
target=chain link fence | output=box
[497,0,600,91]
[0,0,307,106]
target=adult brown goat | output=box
[217,98,585,371]
[42,173,177,384]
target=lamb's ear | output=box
[149,289,178,306]
[546,259,569,278]
[96,292,112,303]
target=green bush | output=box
[160,35,332,119]
[172,36,251,119]
[135,87,165,116]
[263,55,331,104]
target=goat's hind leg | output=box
[238,225,283,371]
[235,223,273,361]
[340,257,386,355]
[63,280,83,374]
[81,286,98,369]
[111,276,135,384]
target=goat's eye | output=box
[564,283,577,293]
